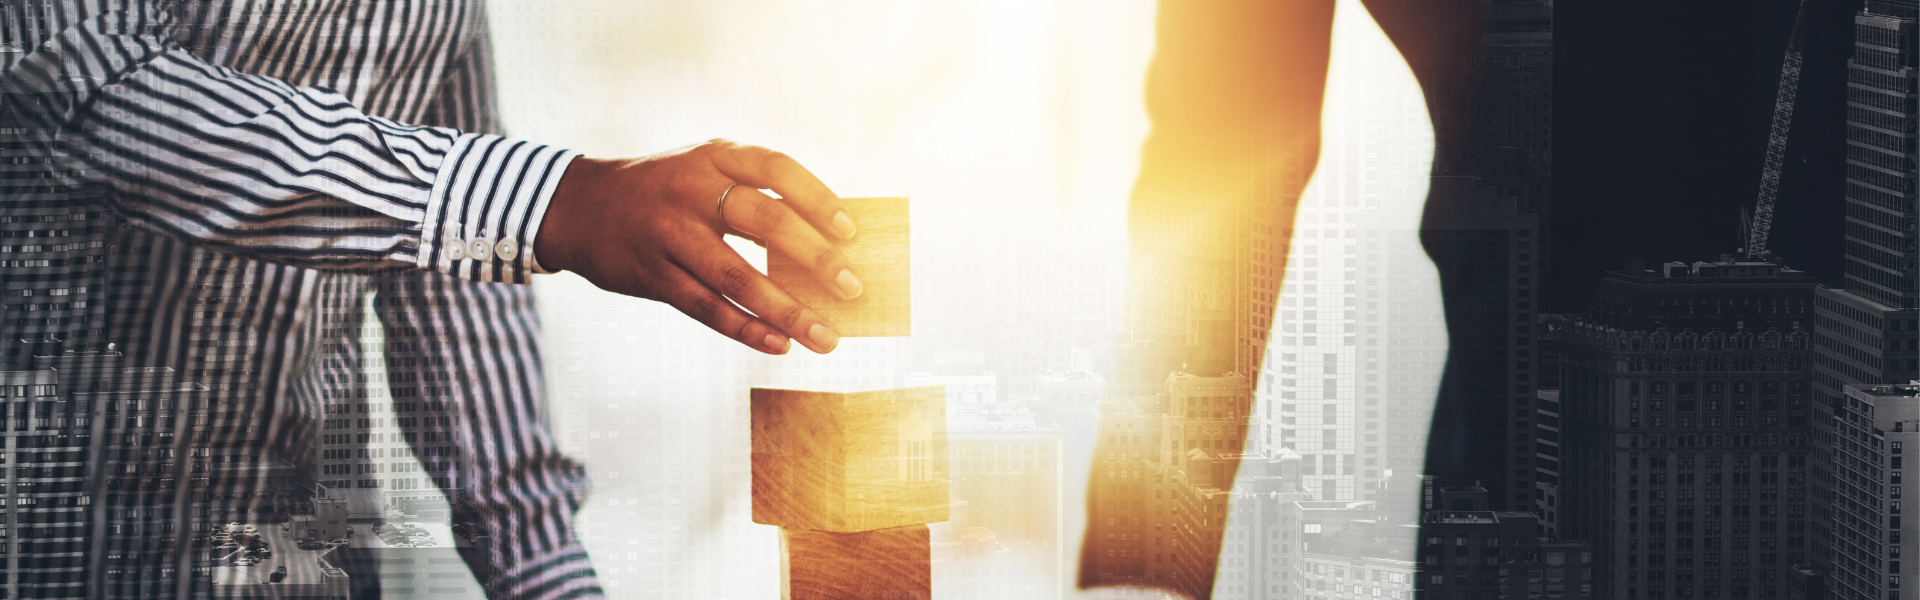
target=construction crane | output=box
[1744,0,1810,260]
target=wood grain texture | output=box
[767,197,910,337]
[751,386,948,532]
[780,525,931,600]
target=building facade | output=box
[1407,178,1543,512]
[1549,258,1818,600]
[1808,3,1920,598]
[1816,382,1920,600]
[1416,485,1593,600]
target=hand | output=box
[535,139,861,355]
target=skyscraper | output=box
[1410,177,1542,512]
[1816,382,1920,600]
[1467,0,1554,286]
[1830,1,1920,313]
[1411,0,1555,514]
[1813,0,1920,395]
[1548,257,1818,600]
[0,123,112,367]
[1809,2,1920,596]
[1081,368,1250,598]
[908,353,1068,600]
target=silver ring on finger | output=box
[716,182,741,232]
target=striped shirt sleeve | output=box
[0,0,574,284]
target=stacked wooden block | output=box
[768,196,910,337]
[751,386,946,600]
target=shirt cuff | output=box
[418,134,580,283]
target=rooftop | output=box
[211,525,347,591]
[1617,255,1813,282]
[1293,500,1377,511]
[1427,511,1499,524]
[1847,382,1920,399]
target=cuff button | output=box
[445,238,467,261]
[469,237,494,262]
[495,239,519,261]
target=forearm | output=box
[3,0,572,283]
[1081,0,1333,596]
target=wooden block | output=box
[768,197,910,337]
[752,386,948,532]
[781,526,932,600]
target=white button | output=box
[469,237,494,261]
[445,238,466,261]
[495,239,519,261]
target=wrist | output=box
[536,156,612,274]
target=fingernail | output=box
[763,333,790,354]
[837,269,864,299]
[808,323,839,352]
[832,211,857,239]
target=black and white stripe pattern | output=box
[2,0,574,283]
[2,1,600,599]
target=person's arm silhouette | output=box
[1079,0,1480,597]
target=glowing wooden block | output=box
[780,525,932,600]
[751,386,947,532]
[768,197,910,337]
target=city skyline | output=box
[9,0,1908,600]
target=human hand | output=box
[535,140,861,355]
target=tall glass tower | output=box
[1840,1,1920,310]
[1810,2,1920,598]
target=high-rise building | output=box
[1535,389,1566,537]
[1302,517,1421,600]
[1807,3,1920,598]
[1416,485,1593,600]
[1083,369,1251,598]
[312,279,469,516]
[1829,1,1920,313]
[1815,382,1920,600]
[0,1,53,54]
[945,406,1063,600]
[1467,0,1554,283]
[1392,0,1554,517]
[931,500,1017,599]
[912,356,1067,600]
[1548,257,1818,600]
[1274,497,1413,600]
[1210,451,1306,600]
[1217,175,1539,525]
[1813,0,1920,417]
[1410,178,1543,511]
[0,123,112,367]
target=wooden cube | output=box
[768,197,910,337]
[780,525,931,600]
[751,386,947,532]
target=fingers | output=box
[654,268,796,355]
[706,140,856,240]
[674,241,841,354]
[720,185,863,301]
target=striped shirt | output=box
[3,0,572,282]
[3,1,600,599]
